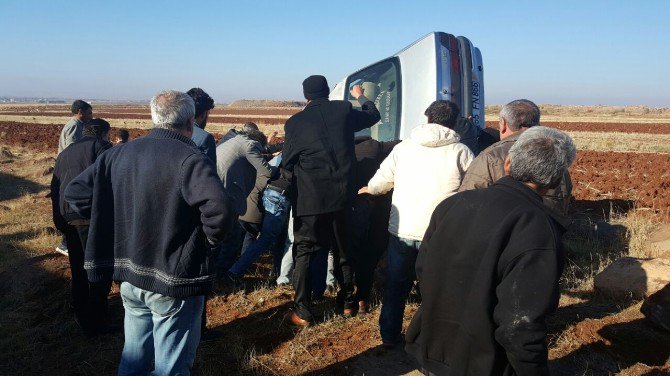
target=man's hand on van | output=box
[350,85,364,99]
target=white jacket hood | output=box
[409,123,461,147]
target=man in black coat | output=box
[282,75,380,325]
[351,136,400,313]
[405,127,576,376]
[50,118,113,336]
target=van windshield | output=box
[346,58,401,141]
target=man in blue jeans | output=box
[360,100,473,347]
[64,90,232,375]
[226,181,290,281]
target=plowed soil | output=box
[485,120,670,134]
[2,121,670,215]
[569,150,670,213]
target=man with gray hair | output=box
[459,99,573,214]
[405,126,576,376]
[64,90,232,375]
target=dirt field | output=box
[1,104,669,375]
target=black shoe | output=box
[381,336,406,350]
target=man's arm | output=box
[493,248,561,376]
[181,154,233,244]
[50,169,68,232]
[245,142,273,180]
[366,147,398,195]
[63,163,97,219]
[349,85,381,132]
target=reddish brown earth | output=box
[2,121,669,215]
[569,150,670,216]
[0,112,292,124]
[485,120,670,134]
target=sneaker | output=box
[55,245,68,256]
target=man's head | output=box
[244,129,268,148]
[505,126,576,193]
[116,128,130,144]
[71,100,93,123]
[243,122,259,133]
[499,99,540,139]
[424,100,460,129]
[186,88,215,129]
[150,90,196,138]
[82,118,111,142]
[302,75,330,101]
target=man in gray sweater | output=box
[215,129,274,274]
[58,100,93,155]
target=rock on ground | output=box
[594,257,670,299]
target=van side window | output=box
[346,58,401,141]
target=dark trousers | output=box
[292,209,354,321]
[351,195,392,303]
[62,224,112,331]
[379,234,420,343]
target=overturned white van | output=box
[330,32,484,142]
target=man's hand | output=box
[358,186,369,195]
[350,85,364,100]
[267,131,278,144]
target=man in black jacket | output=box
[282,75,380,325]
[405,126,576,376]
[65,91,232,375]
[51,118,112,336]
[351,136,400,313]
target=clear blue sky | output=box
[1,1,668,106]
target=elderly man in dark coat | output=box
[405,126,576,376]
[282,75,380,325]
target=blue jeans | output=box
[118,282,204,376]
[229,189,290,277]
[379,235,420,343]
[216,220,245,273]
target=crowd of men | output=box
[50,75,576,376]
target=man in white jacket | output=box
[359,100,474,348]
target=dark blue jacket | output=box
[64,128,233,298]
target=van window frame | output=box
[345,57,402,141]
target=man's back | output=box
[66,128,230,298]
[58,118,83,154]
[459,132,573,214]
[367,123,473,240]
[405,177,568,375]
[51,136,111,225]
[282,97,380,216]
[216,133,271,216]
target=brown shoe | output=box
[343,308,355,318]
[289,311,311,327]
[358,300,368,314]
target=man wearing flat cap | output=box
[282,75,380,326]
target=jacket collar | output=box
[494,176,571,230]
[147,128,197,147]
[304,97,329,109]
